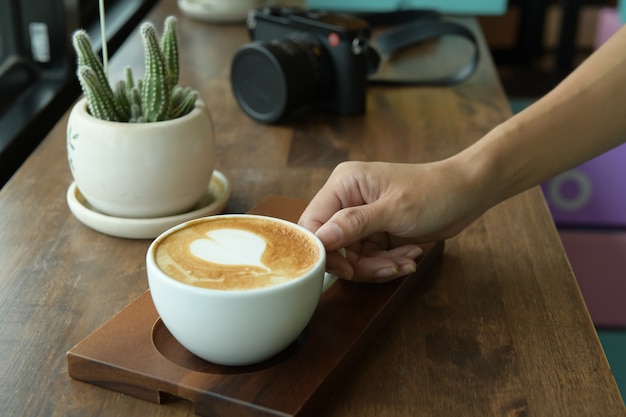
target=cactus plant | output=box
[71,16,198,123]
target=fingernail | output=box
[399,264,416,275]
[407,247,423,258]
[375,267,398,278]
[315,222,343,247]
[328,268,351,281]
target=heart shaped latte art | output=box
[189,229,269,270]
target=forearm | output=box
[455,24,626,209]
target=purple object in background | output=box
[542,143,626,328]
[559,230,626,327]
[594,7,623,50]
[541,143,626,227]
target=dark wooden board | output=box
[67,195,444,417]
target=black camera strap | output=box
[359,10,480,86]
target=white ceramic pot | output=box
[67,98,216,218]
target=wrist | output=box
[448,123,519,212]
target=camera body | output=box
[230,7,377,123]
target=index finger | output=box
[298,183,344,234]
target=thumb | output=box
[314,202,388,251]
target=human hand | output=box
[299,160,487,282]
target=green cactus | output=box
[71,16,198,123]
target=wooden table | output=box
[1,2,624,416]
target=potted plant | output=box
[66,15,216,219]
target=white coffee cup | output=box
[146,214,337,366]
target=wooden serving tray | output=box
[67,195,444,417]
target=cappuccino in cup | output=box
[153,216,319,291]
[146,214,337,366]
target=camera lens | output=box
[231,33,333,123]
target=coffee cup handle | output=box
[322,248,345,293]
[322,273,338,292]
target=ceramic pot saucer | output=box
[66,170,231,239]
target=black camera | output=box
[230,7,380,123]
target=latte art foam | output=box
[154,217,320,290]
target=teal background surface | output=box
[306,0,507,15]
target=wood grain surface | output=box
[0,1,624,416]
